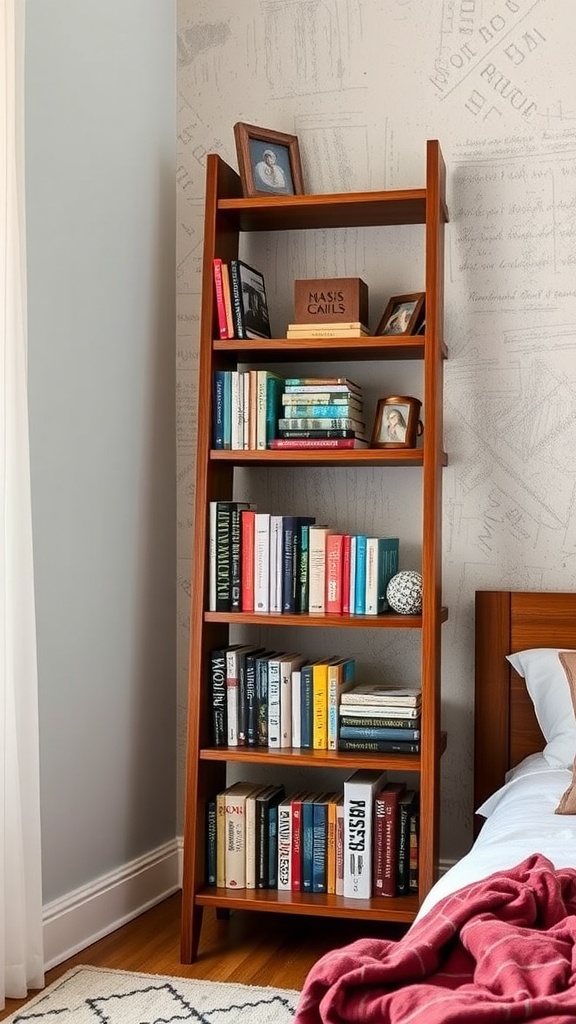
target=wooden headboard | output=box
[475,590,576,813]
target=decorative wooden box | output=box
[294,277,369,325]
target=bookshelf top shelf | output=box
[219,189,431,231]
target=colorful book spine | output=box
[378,537,400,612]
[281,404,362,418]
[376,782,405,897]
[279,417,365,431]
[277,796,293,891]
[206,799,216,885]
[353,535,367,615]
[341,534,352,614]
[212,370,226,449]
[312,661,330,750]
[282,392,362,405]
[212,258,229,339]
[267,653,283,748]
[340,714,420,729]
[301,794,318,892]
[338,739,420,753]
[300,663,314,748]
[312,795,329,893]
[222,371,232,449]
[339,725,420,741]
[269,438,368,450]
[254,512,271,613]
[308,526,332,614]
[290,791,306,892]
[409,806,420,891]
[298,522,311,612]
[209,646,228,745]
[215,502,233,611]
[335,794,345,896]
[397,790,418,895]
[277,429,358,439]
[326,794,338,894]
[240,509,256,612]
[327,657,355,751]
[325,533,344,614]
[265,373,285,448]
[216,790,226,888]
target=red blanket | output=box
[294,855,576,1023]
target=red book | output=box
[341,534,352,614]
[268,438,368,450]
[241,509,256,612]
[290,790,308,892]
[325,534,344,613]
[213,258,229,339]
[374,782,406,897]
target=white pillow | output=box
[506,648,576,768]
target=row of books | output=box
[208,501,400,616]
[206,771,419,898]
[209,645,356,749]
[212,372,369,452]
[213,258,271,340]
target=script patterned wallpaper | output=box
[175,0,576,861]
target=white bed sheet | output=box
[415,753,576,922]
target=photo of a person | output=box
[382,301,417,335]
[249,139,294,194]
[382,406,408,443]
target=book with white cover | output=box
[280,653,306,748]
[343,769,388,899]
[254,513,271,613]
[341,684,422,707]
[269,515,284,614]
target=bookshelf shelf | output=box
[181,141,448,962]
[196,886,420,924]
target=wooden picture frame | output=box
[233,122,304,198]
[375,292,425,336]
[371,395,423,449]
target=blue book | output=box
[302,795,319,892]
[282,516,316,613]
[222,370,232,449]
[212,371,226,449]
[300,663,315,748]
[267,786,285,888]
[312,795,329,893]
[282,403,362,418]
[339,725,421,741]
[354,535,367,614]
[298,522,311,612]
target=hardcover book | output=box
[341,684,422,707]
[397,789,418,895]
[343,769,388,899]
[374,782,406,897]
[224,781,261,889]
[229,259,272,339]
[270,439,369,450]
[286,325,369,338]
[294,277,369,325]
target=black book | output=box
[231,502,254,611]
[278,428,358,439]
[206,799,217,885]
[246,648,275,746]
[237,646,265,746]
[281,515,316,613]
[215,501,233,611]
[337,739,420,754]
[256,784,285,888]
[209,645,229,745]
[229,259,271,340]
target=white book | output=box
[365,537,379,615]
[291,666,305,748]
[225,644,253,746]
[242,370,251,450]
[267,652,286,748]
[269,515,284,613]
[224,781,259,889]
[256,369,268,450]
[308,525,333,614]
[280,653,306,748]
[254,513,271,613]
[341,684,422,707]
[208,501,217,611]
[339,703,421,719]
[230,371,244,450]
[245,784,268,889]
[277,796,293,891]
[348,535,357,614]
[343,769,388,899]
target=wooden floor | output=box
[1,892,408,1020]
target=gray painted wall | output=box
[25,1,177,903]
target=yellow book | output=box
[313,660,336,749]
[326,793,338,894]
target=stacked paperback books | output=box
[338,684,422,754]
[208,500,399,616]
[270,376,368,451]
[212,369,284,450]
[206,769,419,897]
[286,321,369,339]
[209,644,355,751]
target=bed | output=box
[294,590,576,1023]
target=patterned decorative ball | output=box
[386,571,423,614]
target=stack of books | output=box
[205,776,420,896]
[286,321,369,339]
[270,376,368,450]
[338,684,422,754]
[213,258,271,340]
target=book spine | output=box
[348,536,357,614]
[312,662,329,750]
[341,534,352,614]
[338,739,420,753]
[245,790,259,889]
[266,374,284,447]
[245,652,258,747]
[372,794,386,896]
[221,262,234,337]
[281,404,362,418]
[269,439,363,450]
[365,537,379,615]
[255,653,269,747]
[282,393,361,405]
[379,538,400,612]
[241,509,256,612]
[325,533,344,614]
[208,502,217,611]
[353,535,367,615]
[326,796,337,894]
[409,808,419,891]
[225,648,240,747]
[279,417,364,431]
[212,258,229,339]
[283,378,360,389]
[256,794,270,889]
[328,658,355,751]
[339,725,420,741]
[229,260,246,338]
[206,799,216,885]
[312,799,328,893]
[215,502,233,611]
[277,797,292,891]
[222,371,232,449]
[209,647,227,746]
[291,668,302,748]
[237,650,250,747]
[216,791,226,887]
[281,516,298,613]
[255,370,268,450]
[280,658,298,748]
[267,657,281,748]
[343,771,387,899]
[278,429,357,439]
[397,793,416,895]
[230,503,247,611]
[298,523,310,612]
[225,792,247,888]
[340,715,420,729]
[335,797,345,896]
[308,527,331,614]
[212,371,226,449]
[254,513,271,613]
[269,515,284,615]
[268,791,283,889]
[242,370,250,451]
[291,794,304,892]
[300,664,314,749]
[301,797,316,892]
[230,371,243,451]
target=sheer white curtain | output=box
[1,0,45,1007]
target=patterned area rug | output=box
[4,965,300,1022]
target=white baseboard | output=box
[43,838,183,970]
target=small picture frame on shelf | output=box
[233,122,304,198]
[371,396,423,449]
[375,292,425,336]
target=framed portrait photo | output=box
[375,292,425,337]
[371,395,423,449]
[233,122,304,198]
